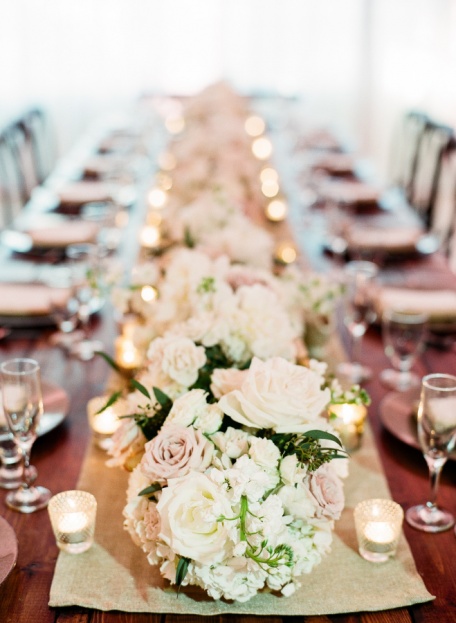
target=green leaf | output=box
[175,557,191,588]
[95,391,123,415]
[304,429,343,448]
[153,386,172,409]
[130,379,151,400]
[138,483,162,497]
[95,350,122,374]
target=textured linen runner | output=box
[49,418,434,615]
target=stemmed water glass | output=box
[66,243,105,361]
[406,373,456,532]
[337,260,378,384]
[0,423,23,490]
[46,266,82,350]
[0,358,51,512]
[380,309,428,391]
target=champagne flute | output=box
[66,243,105,361]
[337,260,378,383]
[406,373,456,532]
[380,309,428,391]
[0,358,51,512]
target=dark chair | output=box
[409,120,455,226]
[389,110,429,201]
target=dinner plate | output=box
[379,389,456,460]
[37,380,70,437]
[0,516,18,585]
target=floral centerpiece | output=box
[94,83,369,603]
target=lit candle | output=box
[245,115,266,137]
[330,403,367,451]
[147,187,168,209]
[265,198,288,222]
[48,490,97,554]
[354,498,403,563]
[252,137,273,160]
[141,285,158,302]
[115,336,142,371]
[364,521,396,552]
[57,511,90,544]
[139,225,161,249]
[261,179,280,198]
[275,241,297,265]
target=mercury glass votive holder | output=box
[48,490,97,554]
[354,498,403,563]
[330,403,367,451]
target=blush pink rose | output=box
[309,464,345,520]
[140,424,213,484]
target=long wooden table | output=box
[1,144,456,623]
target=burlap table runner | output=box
[49,417,433,615]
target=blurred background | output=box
[2,0,456,182]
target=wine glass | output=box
[337,260,378,383]
[46,266,82,351]
[406,373,456,532]
[66,243,105,361]
[0,358,51,512]
[380,309,428,391]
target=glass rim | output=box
[382,309,428,323]
[0,358,40,376]
[422,373,456,391]
[345,260,379,275]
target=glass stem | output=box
[426,457,445,509]
[21,446,32,490]
[351,330,363,365]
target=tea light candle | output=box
[275,241,297,265]
[354,499,404,563]
[265,198,288,222]
[48,491,97,554]
[87,395,124,450]
[330,403,367,451]
[147,187,168,209]
[139,225,161,249]
[115,336,142,371]
[252,136,273,160]
[245,115,265,137]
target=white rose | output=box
[157,472,233,565]
[161,337,206,387]
[193,403,224,434]
[248,438,280,469]
[211,426,250,459]
[166,389,208,427]
[218,357,331,431]
[279,454,307,486]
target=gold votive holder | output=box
[87,395,122,450]
[354,498,403,563]
[48,490,97,554]
[330,403,367,451]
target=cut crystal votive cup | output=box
[354,498,404,563]
[48,490,97,554]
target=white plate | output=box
[37,380,70,437]
[0,516,18,585]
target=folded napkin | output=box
[27,220,99,248]
[376,287,456,322]
[346,226,424,253]
[313,153,354,175]
[0,283,61,316]
[322,180,380,205]
[57,181,113,206]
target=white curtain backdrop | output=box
[1,0,456,180]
